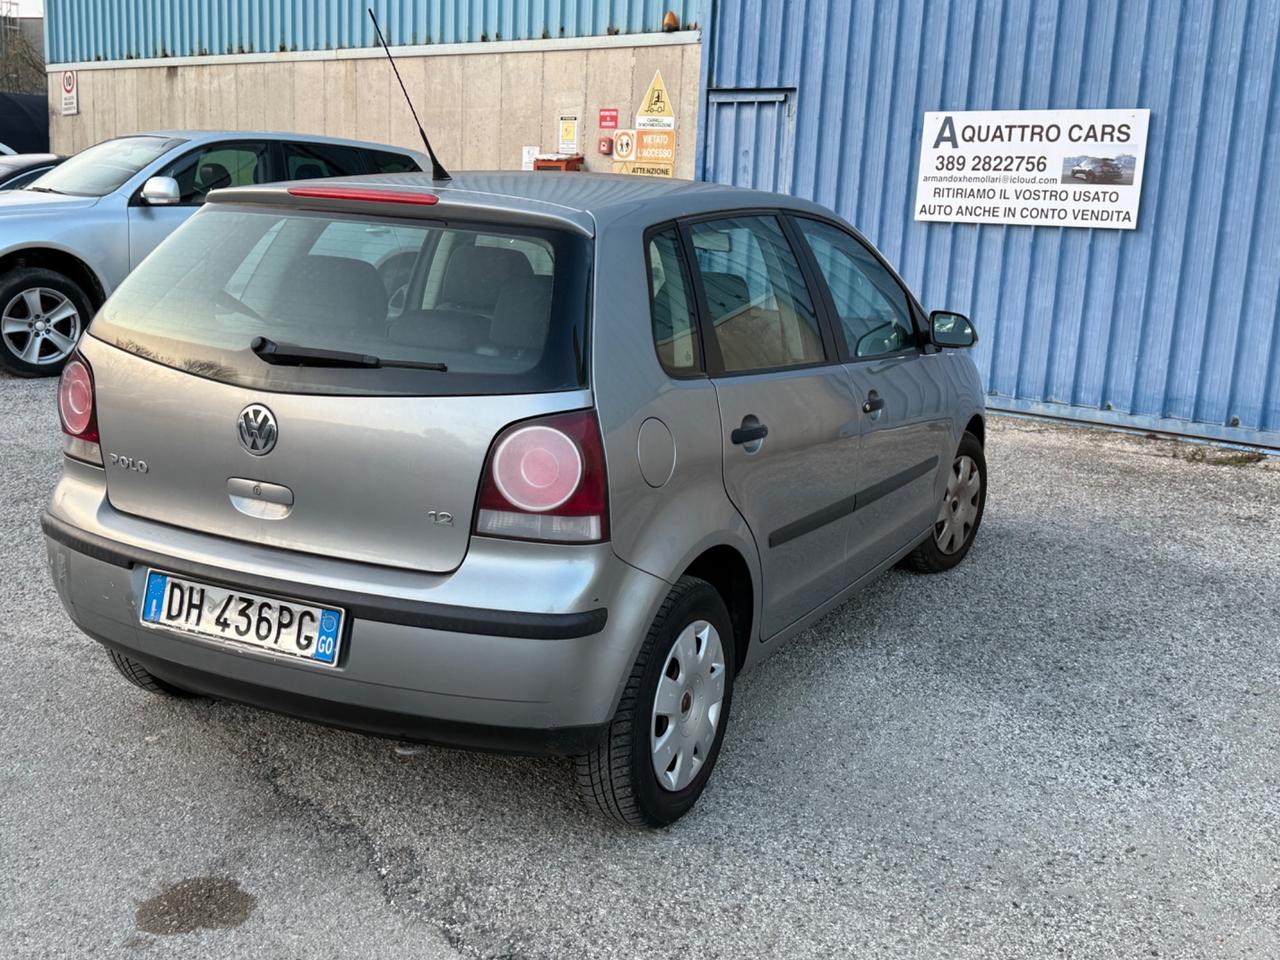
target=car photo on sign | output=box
[1061,154,1136,185]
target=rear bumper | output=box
[81,626,607,755]
[43,461,670,755]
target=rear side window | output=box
[365,149,421,174]
[92,206,591,397]
[4,166,50,189]
[646,227,700,375]
[795,218,915,359]
[281,142,365,179]
[687,215,825,373]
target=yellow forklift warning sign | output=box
[636,70,676,130]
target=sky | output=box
[17,0,41,16]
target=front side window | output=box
[92,205,591,397]
[796,219,915,360]
[27,135,183,197]
[646,227,700,375]
[159,142,270,205]
[687,215,825,374]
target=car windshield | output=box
[90,204,592,397]
[27,135,182,197]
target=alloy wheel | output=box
[651,620,726,792]
[934,454,982,554]
[0,287,81,366]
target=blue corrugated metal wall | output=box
[699,0,1280,446]
[45,0,698,63]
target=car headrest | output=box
[700,271,751,322]
[387,308,489,352]
[490,276,553,352]
[197,162,231,191]
[277,255,388,330]
[293,162,326,180]
[441,246,534,311]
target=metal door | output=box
[702,89,796,194]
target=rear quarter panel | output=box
[589,214,764,642]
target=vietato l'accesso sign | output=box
[915,108,1150,230]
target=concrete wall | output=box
[47,35,701,178]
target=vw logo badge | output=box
[237,403,278,456]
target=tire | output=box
[903,431,987,574]
[575,576,736,827]
[0,267,93,377]
[106,649,196,698]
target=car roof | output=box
[138,130,429,157]
[0,153,61,168]
[213,170,836,237]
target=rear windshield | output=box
[91,205,591,396]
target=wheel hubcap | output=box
[1,287,81,366]
[934,454,981,554]
[651,620,726,793]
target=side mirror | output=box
[140,176,181,206]
[929,310,977,349]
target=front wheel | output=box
[575,576,735,827]
[903,431,987,574]
[0,267,92,376]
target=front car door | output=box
[790,216,953,579]
[127,140,273,269]
[685,212,862,639]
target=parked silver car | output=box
[0,153,64,190]
[43,173,986,826]
[0,131,425,376]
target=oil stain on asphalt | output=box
[134,877,256,935]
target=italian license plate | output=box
[140,570,343,665]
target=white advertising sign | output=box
[915,108,1149,230]
[60,70,78,116]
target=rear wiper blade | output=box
[251,337,447,371]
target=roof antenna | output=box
[367,7,451,181]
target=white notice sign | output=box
[60,70,78,116]
[915,108,1149,230]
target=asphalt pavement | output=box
[2,369,1278,959]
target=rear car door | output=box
[791,216,953,578]
[686,213,862,639]
[127,140,272,269]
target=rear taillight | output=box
[59,353,102,463]
[474,410,609,543]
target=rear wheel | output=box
[575,576,735,827]
[0,267,91,376]
[903,431,986,574]
[106,650,196,698]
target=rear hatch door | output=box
[86,194,592,573]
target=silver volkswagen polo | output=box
[43,172,986,826]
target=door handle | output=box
[862,394,885,414]
[731,422,769,445]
